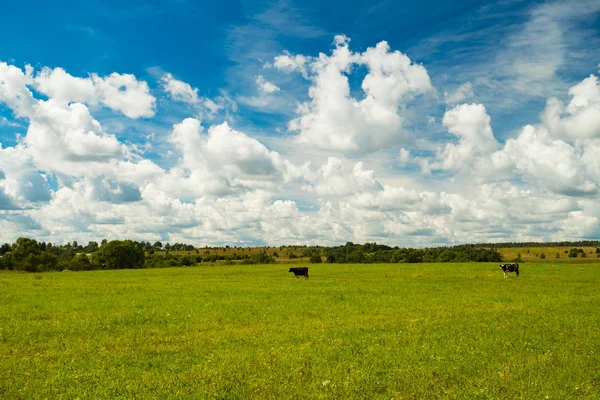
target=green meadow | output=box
[1,262,599,399]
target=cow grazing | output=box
[289,267,309,279]
[500,263,519,278]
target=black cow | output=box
[289,267,309,279]
[500,263,519,278]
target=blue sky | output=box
[1,0,599,246]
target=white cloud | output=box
[501,125,596,196]
[305,157,382,197]
[162,118,302,198]
[32,66,156,119]
[444,82,474,104]
[160,72,200,104]
[279,36,433,153]
[0,145,51,207]
[91,73,156,119]
[437,103,498,171]
[255,75,280,94]
[273,51,310,77]
[0,62,36,117]
[3,48,600,246]
[542,74,600,139]
[23,100,125,175]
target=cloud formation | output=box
[276,36,433,153]
[0,29,599,246]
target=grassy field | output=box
[496,246,600,262]
[1,262,599,399]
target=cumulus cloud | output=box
[501,125,597,196]
[33,67,156,119]
[160,72,200,104]
[272,51,310,77]
[542,74,600,139]
[0,62,36,117]
[276,36,433,153]
[2,48,600,246]
[0,145,52,208]
[437,103,498,172]
[163,118,302,198]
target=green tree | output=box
[84,241,99,253]
[568,248,579,258]
[91,240,145,270]
[309,254,322,263]
[70,254,92,271]
[11,237,41,263]
[0,242,11,255]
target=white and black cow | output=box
[500,263,519,278]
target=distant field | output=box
[497,246,600,262]
[169,245,600,264]
[1,262,599,399]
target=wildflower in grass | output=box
[322,380,330,386]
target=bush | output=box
[568,248,579,258]
[309,254,322,263]
[70,254,92,271]
[91,240,145,270]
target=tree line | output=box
[315,242,502,264]
[0,238,278,272]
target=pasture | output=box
[1,262,599,399]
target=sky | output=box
[1,0,600,246]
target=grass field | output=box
[1,262,599,399]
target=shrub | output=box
[91,240,145,270]
[309,254,322,263]
[568,248,579,258]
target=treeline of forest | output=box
[0,238,276,272]
[315,242,502,264]
[0,237,503,273]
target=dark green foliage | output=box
[0,242,11,255]
[69,254,92,271]
[568,248,581,258]
[250,251,275,264]
[84,241,99,253]
[91,240,145,270]
[309,254,322,263]
[324,243,501,264]
[540,252,545,259]
[144,253,201,268]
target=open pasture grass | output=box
[1,262,599,399]
[497,246,599,262]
